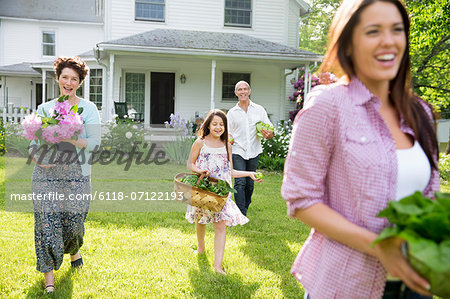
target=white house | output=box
[0,0,321,125]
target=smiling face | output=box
[57,67,81,98]
[209,115,225,139]
[349,1,406,91]
[234,82,251,102]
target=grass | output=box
[0,156,309,298]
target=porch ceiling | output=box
[97,29,322,67]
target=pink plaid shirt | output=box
[281,78,440,299]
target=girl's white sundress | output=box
[185,143,249,226]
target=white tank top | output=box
[395,141,431,201]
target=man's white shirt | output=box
[227,100,273,160]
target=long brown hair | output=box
[320,0,438,169]
[198,109,230,161]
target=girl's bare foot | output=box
[215,268,227,275]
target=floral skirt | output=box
[185,195,249,227]
[31,156,90,273]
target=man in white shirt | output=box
[227,81,274,216]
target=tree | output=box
[406,0,450,109]
[298,0,341,54]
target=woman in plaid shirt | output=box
[282,0,439,298]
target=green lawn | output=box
[0,156,309,298]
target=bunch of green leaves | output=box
[373,191,450,298]
[179,174,236,197]
[256,121,275,138]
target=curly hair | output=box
[53,56,89,83]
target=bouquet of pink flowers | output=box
[22,95,84,144]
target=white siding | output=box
[288,0,300,48]
[109,0,288,45]
[111,55,283,124]
[1,19,103,66]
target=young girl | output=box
[185,109,262,275]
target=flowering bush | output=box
[259,120,293,171]
[101,120,145,154]
[164,113,194,136]
[4,122,30,157]
[163,113,195,164]
[22,95,84,144]
[289,70,337,120]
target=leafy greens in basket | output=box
[373,191,450,298]
[178,174,236,197]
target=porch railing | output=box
[0,106,35,123]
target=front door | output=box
[150,72,175,125]
[36,83,42,109]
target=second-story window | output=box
[224,0,252,28]
[135,0,165,22]
[42,31,55,56]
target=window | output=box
[90,69,103,109]
[42,31,55,56]
[224,0,252,27]
[222,72,250,101]
[135,0,165,22]
[125,73,145,115]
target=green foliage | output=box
[101,121,146,154]
[298,0,341,54]
[4,123,29,157]
[259,120,292,172]
[373,191,450,298]
[439,153,450,182]
[406,0,450,109]
[258,155,285,172]
[178,174,236,197]
[0,120,5,156]
[163,136,195,164]
[262,120,292,159]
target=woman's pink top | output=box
[281,78,439,298]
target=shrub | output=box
[259,120,292,172]
[439,153,450,183]
[101,120,146,154]
[258,154,285,172]
[163,113,196,164]
[0,120,5,156]
[261,119,292,159]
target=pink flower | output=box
[22,114,42,140]
[54,100,72,116]
[42,125,61,143]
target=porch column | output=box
[108,54,115,121]
[84,71,90,101]
[210,60,216,110]
[51,78,55,98]
[304,63,310,100]
[42,70,46,103]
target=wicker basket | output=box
[174,172,228,212]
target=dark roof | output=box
[0,0,103,23]
[98,29,320,59]
[0,63,41,76]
